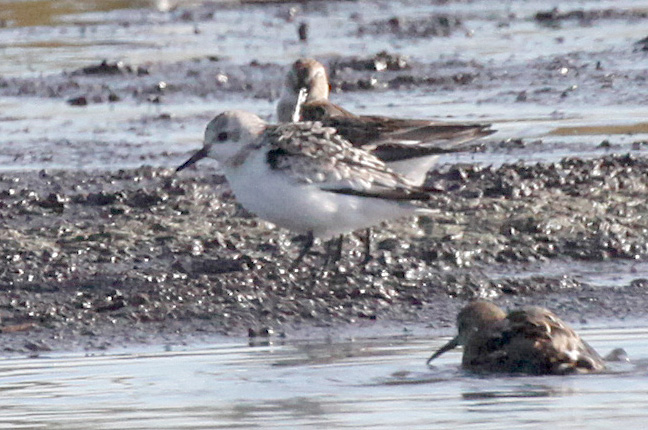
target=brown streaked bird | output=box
[427,301,606,375]
[276,58,495,185]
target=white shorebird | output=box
[177,110,436,266]
[277,58,495,185]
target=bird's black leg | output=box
[361,228,372,265]
[291,231,314,270]
[331,234,344,265]
[322,234,344,269]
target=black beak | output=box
[426,336,460,366]
[176,147,208,172]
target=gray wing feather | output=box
[262,122,426,200]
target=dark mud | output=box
[534,7,648,25]
[3,44,647,108]
[357,15,465,39]
[2,154,648,353]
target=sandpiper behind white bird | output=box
[177,110,436,266]
[277,58,495,185]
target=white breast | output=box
[223,149,427,239]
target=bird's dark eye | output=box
[217,132,228,141]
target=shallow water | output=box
[0,327,645,429]
[2,1,648,427]
[486,259,648,288]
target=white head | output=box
[176,110,266,171]
[277,58,330,122]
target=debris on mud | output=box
[534,7,648,26]
[358,14,464,38]
[635,36,648,52]
[331,51,410,73]
[70,60,141,76]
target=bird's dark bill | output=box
[426,336,460,365]
[176,147,208,172]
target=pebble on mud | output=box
[298,22,308,42]
[67,96,88,106]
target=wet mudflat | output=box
[2,155,648,354]
[1,0,648,353]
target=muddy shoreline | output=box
[1,154,648,354]
[2,0,648,355]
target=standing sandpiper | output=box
[177,110,436,266]
[277,58,495,185]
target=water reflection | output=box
[461,386,563,400]
[550,122,648,137]
[0,328,645,429]
[0,0,157,28]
